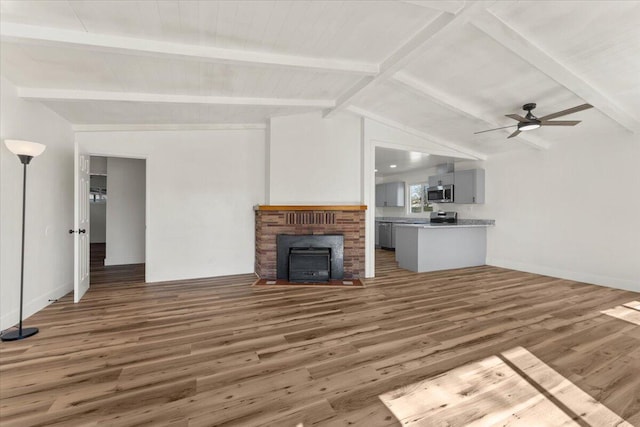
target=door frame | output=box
[78,146,150,285]
[363,132,457,278]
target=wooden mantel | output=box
[255,205,367,211]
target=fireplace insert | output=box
[288,248,331,282]
[276,234,344,281]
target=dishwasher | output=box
[378,222,393,250]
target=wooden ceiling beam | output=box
[471,10,640,134]
[0,22,378,76]
[392,72,550,150]
[324,2,489,119]
[347,106,488,160]
[72,123,267,132]
[17,88,335,108]
[401,1,466,15]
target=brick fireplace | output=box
[254,205,366,280]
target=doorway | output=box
[89,156,146,285]
[373,146,462,273]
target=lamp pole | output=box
[2,140,45,342]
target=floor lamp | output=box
[1,139,46,342]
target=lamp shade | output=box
[4,140,46,157]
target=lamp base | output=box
[1,327,39,341]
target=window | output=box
[409,183,432,213]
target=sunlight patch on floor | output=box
[379,346,632,427]
[601,301,640,326]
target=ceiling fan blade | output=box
[473,124,517,134]
[540,120,581,126]
[538,103,593,121]
[505,114,528,123]
[507,129,521,139]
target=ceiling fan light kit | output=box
[518,122,541,132]
[475,102,593,139]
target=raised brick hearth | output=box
[254,205,366,279]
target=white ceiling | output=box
[375,147,457,177]
[1,0,639,158]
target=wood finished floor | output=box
[1,250,639,426]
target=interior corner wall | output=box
[0,76,74,330]
[75,129,266,283]
[453,128,640,292]
[268,111,362,204]
[90,203,107,243]
[105,157,146,266]
[89,156,107,243]
[90,156,107,175]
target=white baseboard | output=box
[1,282,73,331]
[486,257,640,294]
[104,258,144,266]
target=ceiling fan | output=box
[474,103,593,139]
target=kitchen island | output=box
[394,223,493,273]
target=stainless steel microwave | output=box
[426,184,454,203]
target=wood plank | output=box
[255,204,367,211]
[601,305,640,326]
[502,346,633,427]
[1,22,378,75]
[623,300,640,311]
[379,354,578,426]
[0,249,638,425]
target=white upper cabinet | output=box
[428,173,454,187]
[453,169,485,204]
[376,182,405,207]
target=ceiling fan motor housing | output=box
[522,103,539,120]
[518,103,541,131]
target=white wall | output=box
[90,156,107,175]
[268,111,362,204]
[76,129,265,282]
[446,131,640,292]
[90,203,107,243]
[0,76,74,330]
[105,158,145,265]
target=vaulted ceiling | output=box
[1,0,639,159]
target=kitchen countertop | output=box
[376,218,429,224]
[376,217,495,226]
[394,223,493,229]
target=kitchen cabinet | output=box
[375,221,380,247]
[395,224,489,272]
[428,172,454,187]
[378,222,393,249]
[453,169,485,204]
[392,223,399,249]
[375,181,405,207]
[375,185,385,207]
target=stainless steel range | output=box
[430,211,457,224]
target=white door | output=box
[74,144,90,302]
